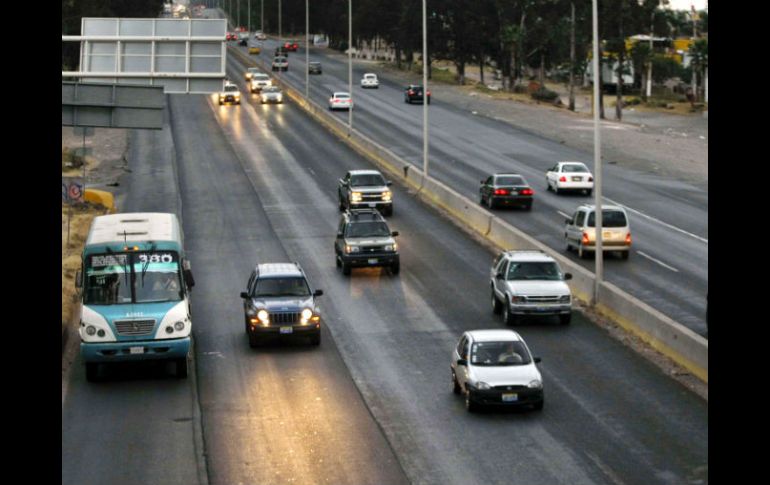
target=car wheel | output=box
[342,261,351,276]
[491,287,502,314]
[503,303,517,326]
[487,196,496,210]
[85,363,99,382]
[546,179,551,191]
[452,371,461,395]
[335,253,341,267]
[465,390,479,413]
[524,202,533,211]
[479,193,485,206]
[390,262,400,275]
[310,334,321,346]
[585,189,592,196]
[175,357,188,378]
[385,206,393,217]
[559,313,571,325]
[578,244,586,259]
[554,185,560,195]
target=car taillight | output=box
[588,177,594,182]
[520,188,534,196]
[582,232,590,244]
[408,90,414,95]
[559,176,567,182]
[625,233,632,245]
[427,91,431,96]
[494,189,508,195]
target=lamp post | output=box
[592,0,603,303]
[348,0,353,135]
[306,0,309,100]
[422,0,429,179]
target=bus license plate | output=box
[280,326,293,334]
[129,346,144,355]
[502,393,518,402]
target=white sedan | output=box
[546,161,594,195]
[329,92,353,110]
[451,329,544,412]
[361,73,379,88]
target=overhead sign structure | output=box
[62,82,165,129]
[62,18,227,94]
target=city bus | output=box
[76,213,195,381]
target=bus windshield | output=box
[84,251,183,305]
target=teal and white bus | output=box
[76,213,195,381]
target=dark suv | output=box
[240,263,323,347]
[335,209,400,276]
[404,85,430,104]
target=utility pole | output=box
[348,0,353,135]
[248,0,251,33]
[592,0,603,303]
[306,0,309,100]
[422,0,429,179]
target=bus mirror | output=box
[184,269,195,289]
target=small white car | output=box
[255,31,267,41]
[329,92,353,110]
[565,204,631,259]
[218,82,241,105]
[250,73,272,93]
[244,67,261,81]
[260,86,283,104]
[361,73,379,89]
[451,329,544,412]
[546,161,594,195]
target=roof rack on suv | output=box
[346,208,384,220]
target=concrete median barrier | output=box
[227,46,708,383]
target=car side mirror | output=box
[457,358,467,366]
[183,269,195,289]
[496,272,504,280]
[240,291,250,299]
[534,357,541,363]
[391,231,399,237]
[337,232,344,239]
[313,289,324,297]
[565,218,572,224]
[564,273,573,280]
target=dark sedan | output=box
[404,85,431,104]
[308,61,322,74]
[480,174,534,210]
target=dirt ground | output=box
[61,127,129,342]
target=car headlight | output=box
[382,191,392,201]
[351,192,363,202]
[257,310,270,325]
[86,325,96,336]
[345,245,361,254]
[475,381,491,390]
[528,379,543,389]
[300,308,313,324]
[277,94,283,101]
[384,243,397,252]
[560,295,571,303]
[511,295,526,303]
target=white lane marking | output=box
[308,167,316,176]
[604,197,708,244]
[637,251,680,272]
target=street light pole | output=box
[422,0,429,179]
[279,0,282,42]
[348,0,353,135]
[237,0,240,27]
[592,0,603,303]
[646,8,653,99]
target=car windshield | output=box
[563,163,590,173]
[471,341,532,366]
[254,74,269,80]
[496,176,525,186]
[254,277,310,297]
[310,62,321,66]
[224,85,238,92]
[365,74,376,79]
[506,262,562,281]
[587,210,628,228]
[346,222,391,238]
[350,174,385,186]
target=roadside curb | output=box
[228,46,707,385]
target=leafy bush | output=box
[531,87,560,102]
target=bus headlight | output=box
[86,326,96,336]
[174,321,185,331]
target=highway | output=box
[62,42,707,485]
[227,31,708,338]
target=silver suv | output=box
[490,250,572,325]
[240,263,323,347]
[335,209,400,276]
[338,169,393,216]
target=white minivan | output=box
[565,204,631,259]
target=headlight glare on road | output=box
[528,379,543,389]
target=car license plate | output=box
[509,190,518,195]
[280,326,293,334]
[603,231,612,239]
[129,346,144,355]
[502,393,518,402]
[368,258,378,264]
[572,176,582,181]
